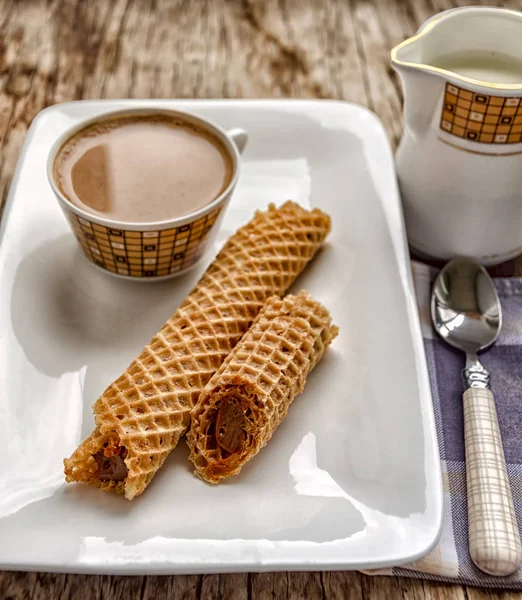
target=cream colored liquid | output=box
[430,50,522,84]
[55,115,233,223]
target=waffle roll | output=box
[187,291,338,483]
[64,202,331,499]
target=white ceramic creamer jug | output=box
[391,7,522,265]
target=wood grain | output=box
[2,0,522,598]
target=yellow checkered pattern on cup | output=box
[440,83,522,144]
[65,207,222,278]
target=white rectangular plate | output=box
[0,100,442,574]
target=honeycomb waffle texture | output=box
[64,202,331,499]
[187,291,338,483]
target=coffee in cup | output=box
[53,113,234,224]
[47,108,247,280]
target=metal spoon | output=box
[432,258,522,576]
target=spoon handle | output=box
[463,388,522,576]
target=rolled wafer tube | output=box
[64,202,331,499]
[187,291,338,483]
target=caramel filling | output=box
[93,446,129,482]
[216,397,246,454]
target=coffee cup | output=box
[47,108,247,280]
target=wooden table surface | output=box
[1,0,521,598]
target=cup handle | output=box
[227,128,248,154]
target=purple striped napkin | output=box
[364,261,522,589]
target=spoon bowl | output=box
[431,258,501,354]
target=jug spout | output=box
[391,29,444,136]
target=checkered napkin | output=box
[363,261,522,589]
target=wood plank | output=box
[200,573,248,600]
[250,573,289,600]
[143,574,199,599]
[466,585,522,600]
[321,571,364,600]
[251,572,324,600]
[0,571,35,600]
[348,0,405,147]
